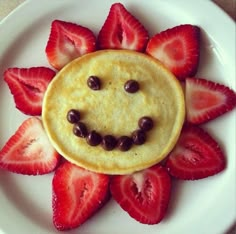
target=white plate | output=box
[0,1,235,234]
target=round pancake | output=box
[42,49,185,175]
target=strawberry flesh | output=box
[97,3,149,51]
[45,20,96,70]
[165,124,226,180]
[110,164,171,224]
[4,67,55,116]
[52,162,110,231]
[146,24,200,80]
[0,117,60,175]
[185,77,236,124]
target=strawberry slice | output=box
[97,3,149,51]
[165,124,226,180]
[185,77,236,124]
[0,117,60,175]
[110,165,171,224]
[146,24,200,80]
[45,20,96,70]
[52,162,110,231]
[4,67,55,116]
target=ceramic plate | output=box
[0,1,235,233]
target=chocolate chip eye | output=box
[87,76,101,90]
[124,80,139,93]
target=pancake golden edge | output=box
[42,49,185,175]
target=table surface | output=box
[0,0,235,234]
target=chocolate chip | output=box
[86,130,102,146]
[67,109,80,123]
[101,135,117,151]
[124,80,139,93]
[132,129,146,145]
[73,122,88,138]
[138,116,154,131]
[117,136,133,151]
[87,76,101,90]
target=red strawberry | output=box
[165,124,226,180]
[45,20,96,70]
[110,164,171,225]
[185,77,236,124]
[0,117,60,175]
[97,3,149,51]
[52,162,110,231]
[146,24,200,80]
[4,67,55,116]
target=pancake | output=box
[42,49,185,175]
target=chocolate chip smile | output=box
[67,108,154,152]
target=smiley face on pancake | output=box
[42,49,185,175]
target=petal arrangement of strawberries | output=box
[1,2,236,232]
[52,162,110,230]
[0,117,60,175]
[185,77,236,124]
[4,67,56,116]
[97,3,149,51]
[165,124,226,180]
[45,20,97,70]
[146,24,201,80]
[110,165,171,224]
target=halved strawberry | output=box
[45,20,96,70]
[110,164,171,225]
[165,124,226,180]
[52,162,110,231]
[146,24,200,80]
[97,3,149,51]
[185,77,236,124]
[0,117,60,175]
[4,67,55,116]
